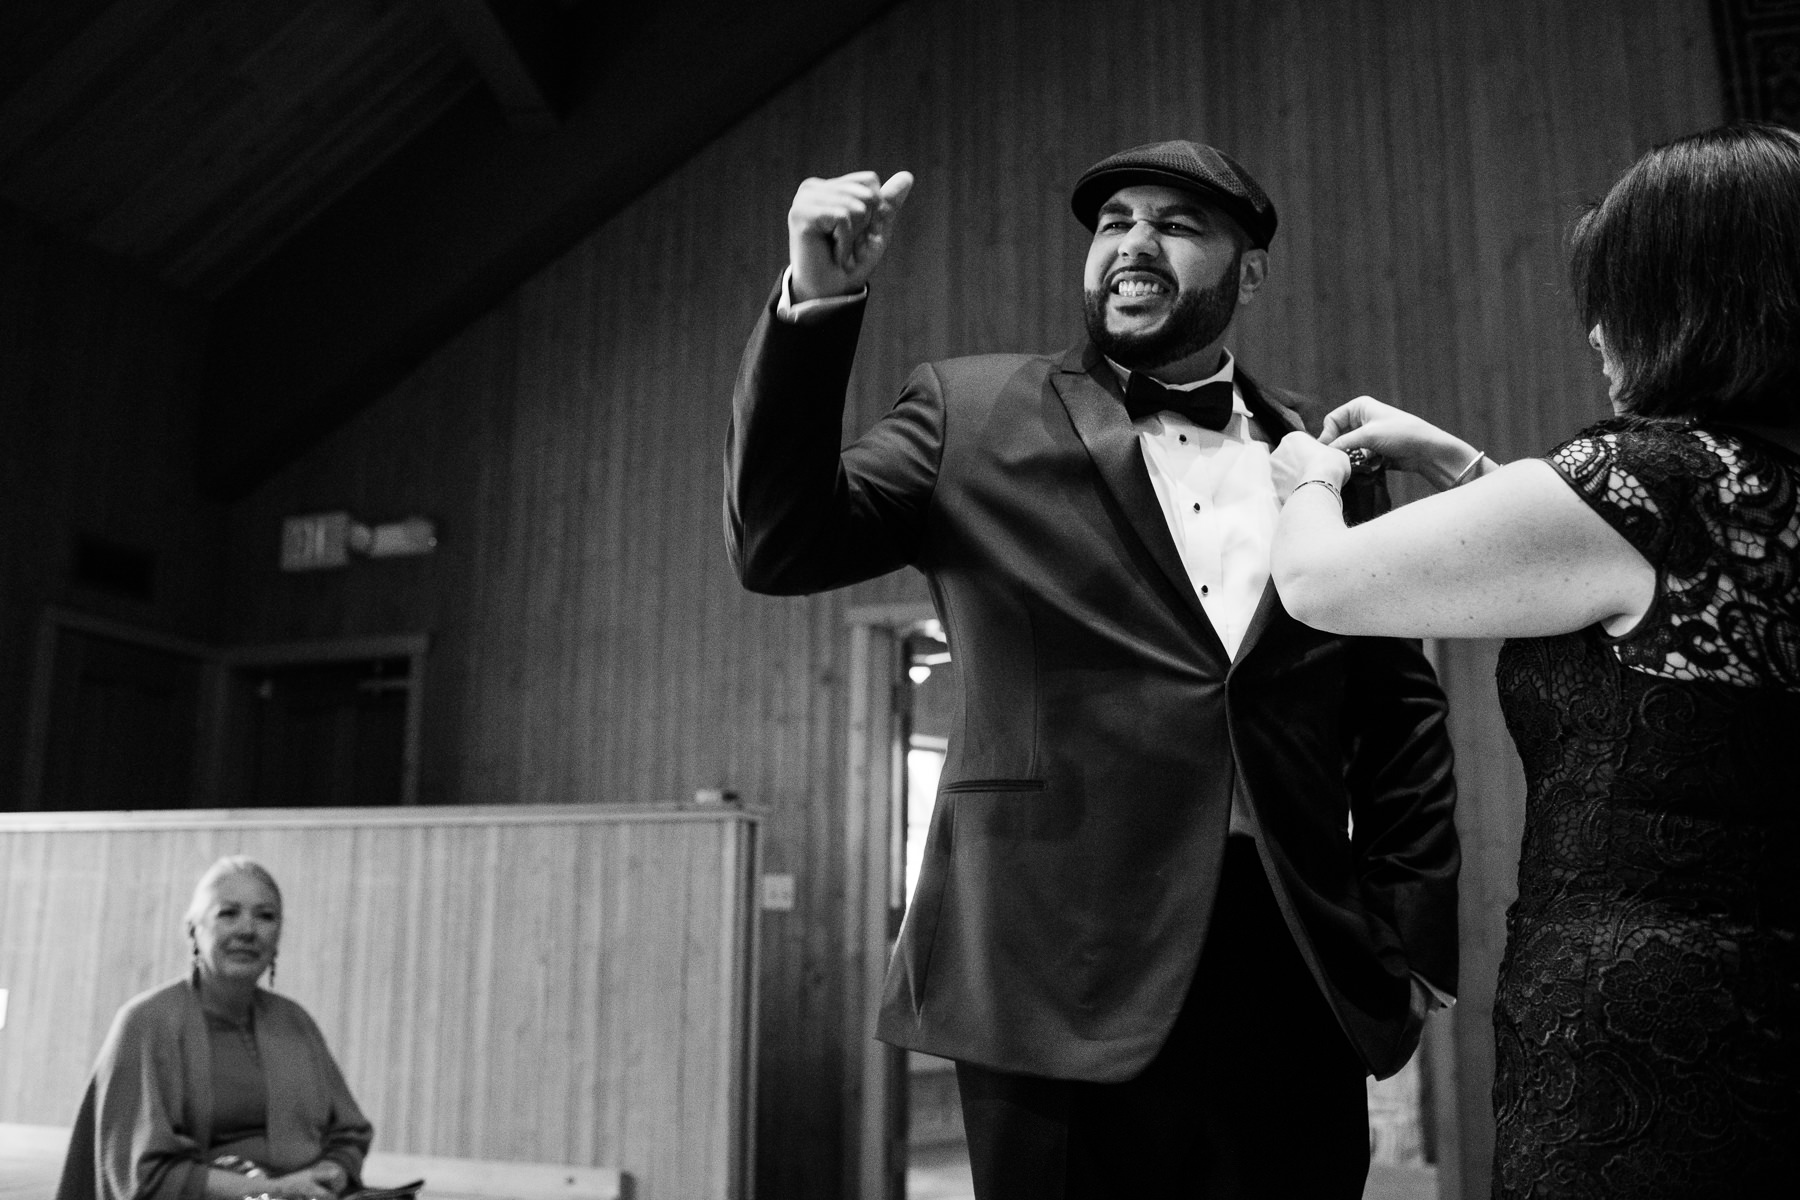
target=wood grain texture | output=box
[0,2,1717,1197]
[0,806,759,1200]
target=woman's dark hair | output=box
[1570,122,1800,425]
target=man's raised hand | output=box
[787,170,915,302]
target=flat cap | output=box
[1071,139,1278,249]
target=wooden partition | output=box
[0,804,760,1200]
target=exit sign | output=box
[280,512,353,570]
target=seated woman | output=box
[56,856,372,1200]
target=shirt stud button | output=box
[1200,585,1210,595]
[1179,435,1188,443]
[1191,502,1201,512]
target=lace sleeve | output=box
[1543,423,1689,569]
[1543,419,1800,688]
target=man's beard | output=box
[1084,255,1242,372]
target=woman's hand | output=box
[1271,431,1351,500]
[259,1164,344,1200]
[1319,396,1484,490]
[305,1162,349,1195]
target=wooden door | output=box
[34,627,204,809]
[231,657,409,806]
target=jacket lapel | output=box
[1050,345,1229,667]
[1235,366,1308,440]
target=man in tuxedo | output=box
[725,140,1459,1198]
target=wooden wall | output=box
[0,805,759,1200]
[208,2,1722,1197]
[0,203,219,808]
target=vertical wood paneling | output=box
[212,3,1722,1196]
[0,807,757,1200]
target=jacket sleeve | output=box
[724,284,943,594]
[1343,634,1461,999]
[261,998,371,1184]
[66,998,209,1200]
[303,1012,371,1184]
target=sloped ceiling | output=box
[0,0,901,498]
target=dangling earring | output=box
[268,952,277,989]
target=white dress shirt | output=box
[1112,353,1278,841]
[1112,352,1278,661]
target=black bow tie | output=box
[1122,373,1236,430]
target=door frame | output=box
[217,632,430,806]
[843,601,937,1200]
[20,606,429,809]
[19,606,218,809]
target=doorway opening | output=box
[213,632,427,807]
[219,654,413,806]
[24,615,207,810]
[898,623,971,1200]
[843,604,972,1200]
[19,608,427,810]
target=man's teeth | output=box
[1114,279,1167,297]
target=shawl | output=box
[55,975,372,1200]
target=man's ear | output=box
[1236,249,1269,305]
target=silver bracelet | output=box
[1292,478,1342,504]
[1449,448,1487,487]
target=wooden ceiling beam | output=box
[430,0,571,130]
[199,0,902,500]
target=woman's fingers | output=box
[1320,395,1391,444]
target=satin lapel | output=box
[1237,580,1288,665]
[1231,366,1304,664]
[1050,346,1229,665]
[1236,365,1308,441]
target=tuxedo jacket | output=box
[726,289,1460,1082]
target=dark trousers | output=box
[955,839,1370,1199]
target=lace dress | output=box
[1492,419,1800,1197]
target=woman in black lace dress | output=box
[1266,123,1800,1196]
